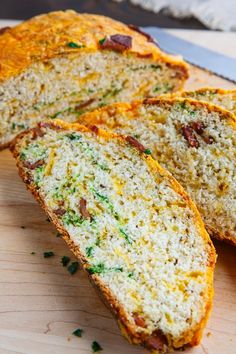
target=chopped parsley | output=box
[92,341,103,352]
[50,111,62,119]
[62,210,84,226]
[67,261,79,275]
[67,42,85,49]
[11,122,27,130]
[150,64,162,69]
[99,37,106,45]
[87,262,106,275]
[66,133,82,141]
[119,228,132,244]
[85,246,94,258]
[31,252,36,255]
[144,148,152,155]
[43,251,54,258]
[19,151,27,160]
[72,328,83,337]
[61,256,70,267]
[128,271,134,278]
[114,267,123,272]
[153,86,161,92]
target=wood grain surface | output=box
[0,23,235,354]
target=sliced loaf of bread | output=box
[11,120,215,353]
[0,10,188,149]
[178,88,236,115]
[79,98,236,245]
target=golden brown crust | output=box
[10,119,216,352]
[78,97,236,246]
[0,10,188,84]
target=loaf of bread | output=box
[0,10,188,149]
[79,97,236,245]
[178,88,236,115]
[11,120,215,353]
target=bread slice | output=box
[0,10,188,149]
[178,88,236,115]
[79,98,236,245]
[11,120,215,353]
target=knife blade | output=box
[143,26,236,83]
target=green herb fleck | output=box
[66,133,82,141]
[114,267,123,272]
[11,122,27,131]
[128,271,134,278]
[62,210,84,227]
[20,151,27,160]
[99,37,106,45]
[50,111,62,119]
[34,166,44,187]
[119,228,132,244]
[56,232,62,237]
[153,86,161,93]
[68,261,79,275]
[144,148,152,155]
[31,252,36,255]
[67,42,85,49]
[43,251,54,258]
[87,262,106,275]
[73,328,83,337]
[150,64,162,70]
[92,341,103,352]
[86,246,94,258]
[61,256,70,267]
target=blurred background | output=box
[0,0,235,31]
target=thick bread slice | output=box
[0,10,188,149]
[177,88,236,115]
[11,120,215,353]
[79,98,236,245]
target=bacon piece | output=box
[75,98,96,111]
[145,330,168,351]
[126,136,146,153]
[182,125,199,148]
[191,121,214,144]
[191,121,205,135]
[202,135,214,145]
[128,24,158,45]
[32,127,45,140]
[79,198,92,221]
[100,34,132,51]
[90,125,99,135]
[54,207,66,216]
[0,27,11,35]
[23,159,44,170]
[38,122,62,130]
[133,314,147,328]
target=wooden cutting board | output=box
[0,27,235,354]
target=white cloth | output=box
[114,0,236,31]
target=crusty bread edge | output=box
[78,97,236,246]
[10,120,216,352]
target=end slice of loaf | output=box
[11,120,215,353]
[79,98,236,245]
[178,88,236,115]
[0,10,188,149]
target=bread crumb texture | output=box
[180,88,236,115]
[0,10,188,148]
[12,121,215,352]
[79,98,236,245]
